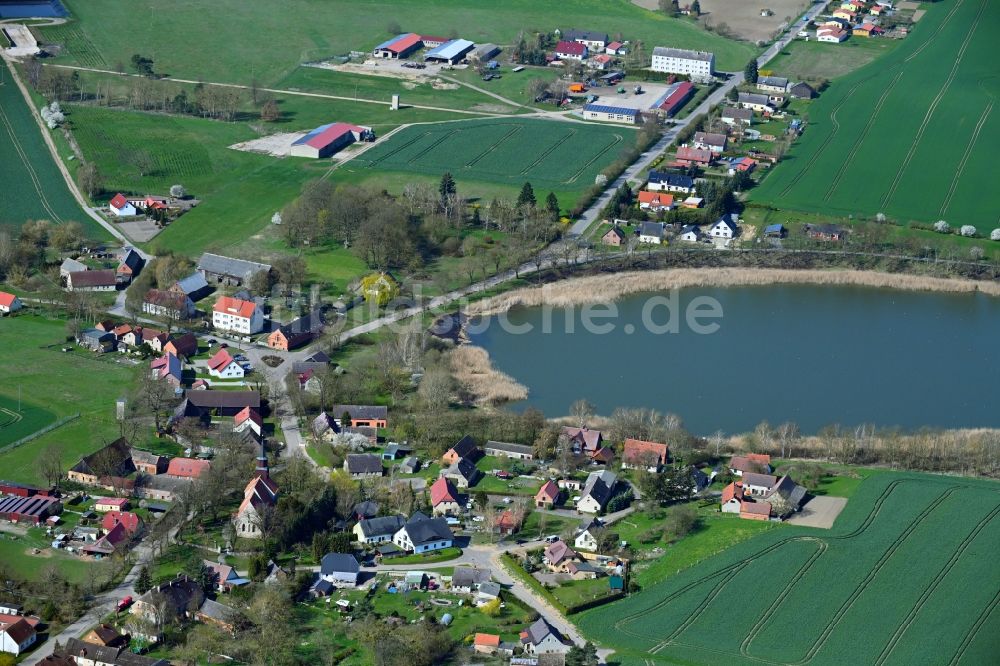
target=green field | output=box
[0,65,99,235]
[752,0,1000,232]
[578,472,1000,665]
[0,394,57,448]
[0,315,139,485]
[765,38,899,83]
[352,117,634,204]
[45,0,753,84]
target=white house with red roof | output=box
[605,41,626,55]
[290,122,373,159]
[212,295,263,334]
[0,291,22,315]
[638,190,674,211]
[555,40,588,61]
[0,616,37,655]
[721,481,744,513]
[207,348,245,379]
[101,510,142,536]
[108,193,137,217]
[233,406,263,438]
[430,477,461,516]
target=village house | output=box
[130,575,205,642]
[328,404,388,429]
[0,292,23,315]
[561,426,602,454]
[574,517,602,551]
[452,567,491,594]
[131,450,166,476]
[638,221,665,245]
[729,453,772,476]
[170,272,212,302]
[789,81,817,99]
[319,553,360,587]
[94,497,129,513]
[692,132,727,154]
[647,170,695,194]
[149,352,182,388]
[709,213,740,239]
[344,454,383,479]
[535,480,561,508]
[675,146,713,166]
[602,225,626,246]
[741,500,772,521]
[233,406,263,439]
[141,328,169,353]
[0,617,36,656]
[115,248,144,285]
[543,539,579,572]
[721,481,745,514]
[207,348,245,379]
[765,475,808,516]
[756,75,789,93]
[172,390,260,422]
[78,328,116,353]
[142,289,195,320]
[817,26,849,43]
[233,443,278,539]
[562,28,609,51]
[442,456,482,488]
[68,438,135,486]
[473,633,502,655]
[353,515,405,544]
[163,332,198,359]
[267,310,323,351]
[442,435,480,465]
[393,512,454,554]
[679,224,705,243]
[650,46,715,80]
[212,296,263,335]
[203,560,247,593]
[554,39,588,61]
[743,472,779,497]
[165,457,211,480]
[605,40,626,55]
[638,191,674,212]
[578,470,617,514]
[101,510,142,538]
[483,440,534,460]
[59,257,87,282]
[722,106,753,126]
[737,92,774,114]
[108,193,137,217]
[59,637,169,664]
[430,477,462,516]
[520,617,571,655]
[197,253,271,287]
[66,269,117,292]
[622,438,669,472]
[81,623,129,648]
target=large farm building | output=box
[373,33,423,59]
[290,123,374,159]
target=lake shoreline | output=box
[465,267,1000,316]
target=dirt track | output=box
[786,496,848,529]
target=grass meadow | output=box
[44,0,754,85]
[0,394,57,448]
[0,65,100,235]
[0,315,140,485]
[765,37,899,83]
[578,471,1000,665]
[352,117,635,205]
[752,0,1000,232]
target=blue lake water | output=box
[467,285,1000,434]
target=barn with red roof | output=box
[290,122,374,159]
[372,33,423,59]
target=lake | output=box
[466,285,1000,434]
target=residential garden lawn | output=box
[44,0,753,85]
[752,0,1000,232]
[0,315,141,485]
[347,116,636,210]
[0,526,96,584]
[578,471,1000,665]
[475,473,543,496]
[389,546,463,564]
[520,511,571,540]
[765,37,899,82]
[0,66,100,235]
[549,575,618,607]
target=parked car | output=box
[117,596,133,612]
[545,535,559,543]
[472,516,485,522]
[496,471,512,480]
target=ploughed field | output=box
[578,472,1000,665]
[354,117,633,197]
[752,0,1000,232]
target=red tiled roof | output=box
[0,614,38,628]
[301,122,367,149]
[101,510,141,534]
[607,41,624,50]
[496,509,515,530]
[109,193,128,210]
[624,438,669,465]
[474,633,500,647]
[638,191,674,207]
[535,480,560,502]
[166,457,211,479]
[555,40,587,56]
[235,406,262,428]
[431,476,458,506]
[591,446,615,463]
[0,617,35,645]
[97,497,129,509]
[741,501,771,517]
[208,348,235,372]
[384,33,422,54]
[676,146,712,163]
[69,269,116,288]
[721,482,744,503]
[0,292,16,308]
[213,295,256,319]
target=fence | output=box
[0,413,80,454]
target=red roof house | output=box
[101,510,142,535]
[555,40,588,58]
[166,457,212,479]
[213,296,256,320]
[623,438,669,470]
[535,480,560,508]
[675,146,713,165]
[638,191,674,211]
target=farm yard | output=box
[351,117,634,205]
[752,0,1000,232]
[0,63,96,234]
[40,0,754,85]
[578,472,1000,665]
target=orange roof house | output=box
[622,438,669,471]
[637,191,674,211]
[166,457,211,479]
[474,633,501,653]
[675,146,713,165]
[535,480,560,508]
[213,296,257,319]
